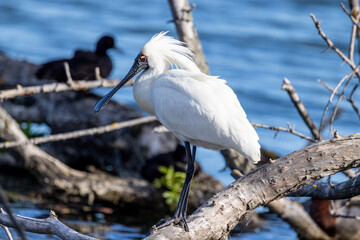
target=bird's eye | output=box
[140,55,147,62]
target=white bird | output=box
[94,32,261,231]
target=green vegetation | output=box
[153,166,186,210]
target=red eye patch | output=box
[140,55,147,62]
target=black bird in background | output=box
[35,35,118,82]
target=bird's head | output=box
[94,32,200,113]
[96,35,119,54]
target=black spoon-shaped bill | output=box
[93,56,148,113]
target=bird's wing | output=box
[152,70,260,161]
[73,50,97,62]
[35,59,70,80]
[73,50,112,79]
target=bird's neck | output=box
[133,69,159,115]
[95,48,108,55]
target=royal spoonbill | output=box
[36,35,119,82]
[94,32,261,231]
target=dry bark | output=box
[0,105,157,205]
[0,209,96,240]
[146,134,360,239]
[267,198,330,240]
[167,0,209,74]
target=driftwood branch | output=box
[167,0,209,74]
[281,78,321,140]
[0,116,157,149]
[0,106,158,206]
[0,78,133,101]
[0,210,97,240]
[146,134,360,239]
[288,175,360,199]
[252,122,316,142]
[156,122,315,143]
[0,185,27,240]
[231,169,331,240]
[267,198,330,240]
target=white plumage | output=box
[133,32,260,162]
[94,31,261,230]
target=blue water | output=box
[0,0,359,239]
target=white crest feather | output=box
[141,32,201,73]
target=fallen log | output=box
[146,134,360,239]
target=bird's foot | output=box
[151,216,189,233]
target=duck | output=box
[35,35,118,82]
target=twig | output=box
[328,78,352,135]
[327,175,335,188]
[281,78,321,140]
[342,2,360,34]
[349,24,357,62]
[252,123,316,142]
[95,67,103,81]
[0,116,157,149]
[63,62,74,86]
[318,79,360,119]
[0,210,97,240]
[318,79,349,101]
[0,186,27,240]
[0,79,133,101]
[1,224,13,240]
[310,13,360,79]
[347,0,359,61]
[349,82,360,118]
[155,121,315,142]
[319,72,354,132]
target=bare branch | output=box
[318,79,349,101]
[318,78,360,120]
[0,185,27,240]
[155,121,315,142]
[347,0,360,61]
[310,13,360,78]
[320,72,354,132]
[267,199,331,240]
[167,0,209,74]
[349,24,357,62]
[232,165,330,240]
[288,175,360,199]
[349,82,360,118]
[0,210,97,240]
[1,223,14,240]
[63,62,74,86]
[252,123,316,142]
[146,134,360,239]
[342,2,360,31]
[281,78,321,140]
[0,79,133,101]
[0,116,157,149]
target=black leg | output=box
[172,142,196,231]
[154,142,196,232]
[180,145,196,219]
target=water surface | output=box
[0,0,358,239]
